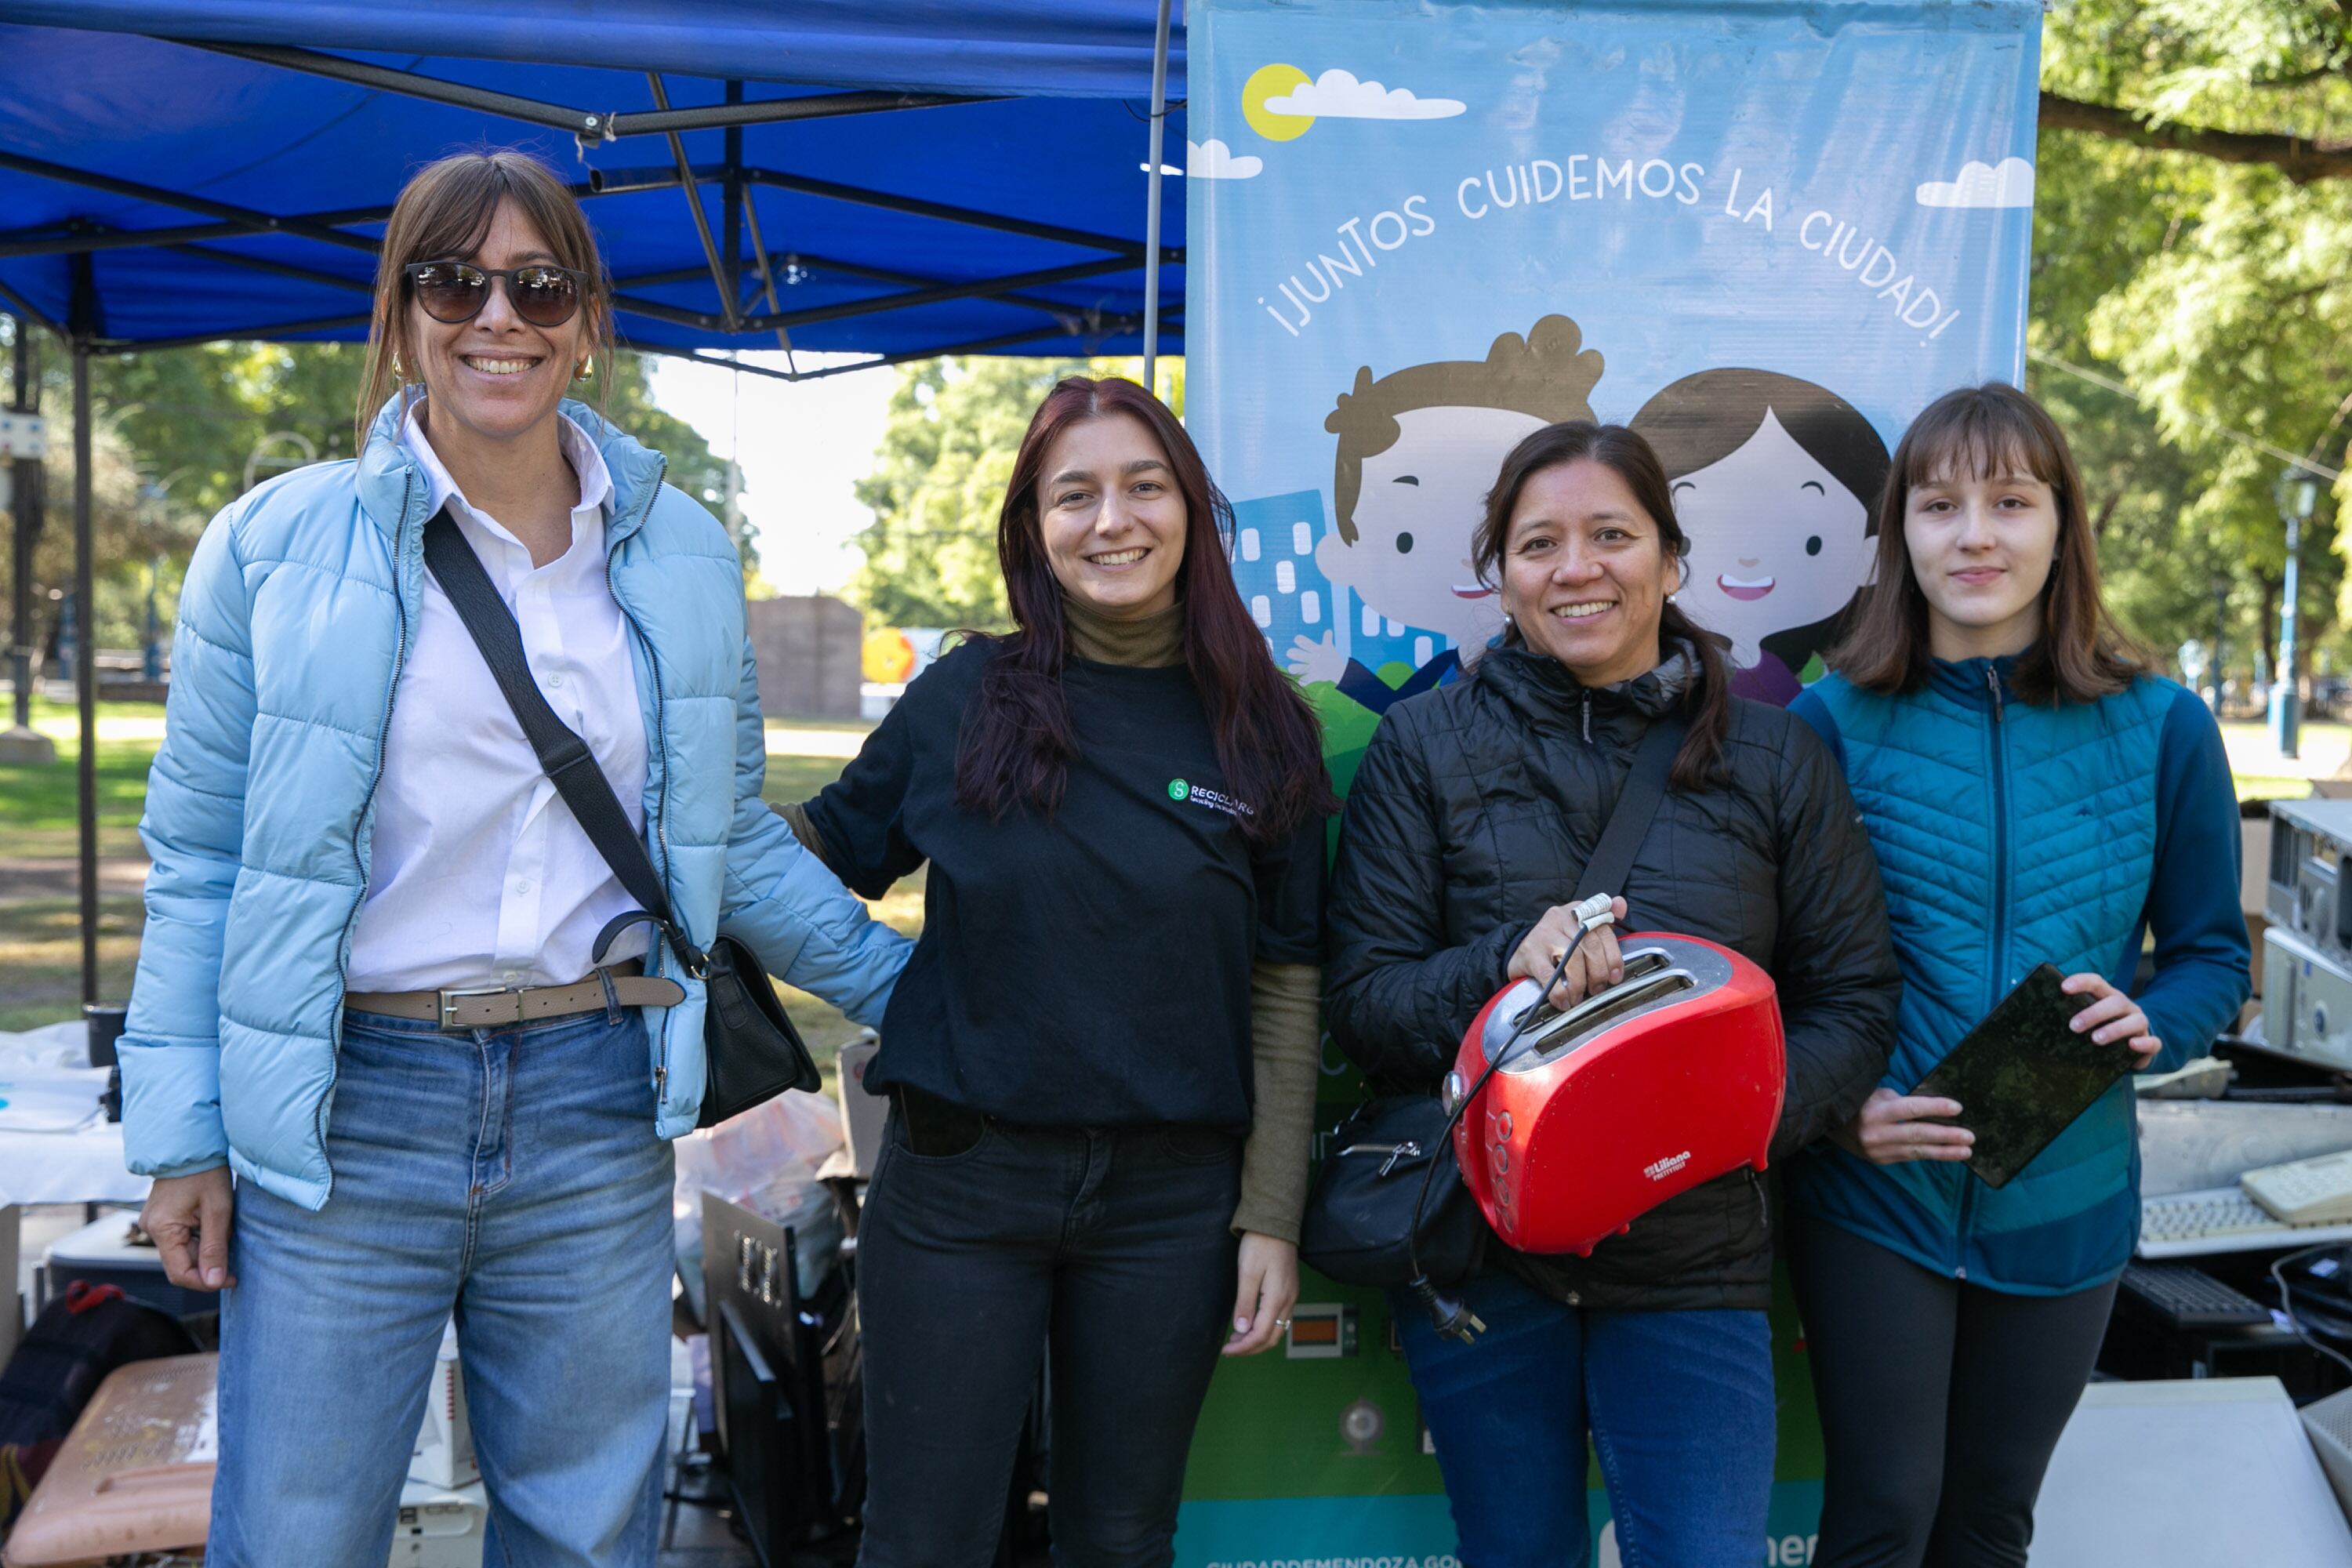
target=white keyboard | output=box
[2139,1185,2352,1259]
[2243,1149,2352,1225]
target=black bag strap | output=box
[420,508,700,971]
[1572,713,1686,905]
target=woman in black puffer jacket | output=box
[1325,420,1900,1568]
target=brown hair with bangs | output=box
[1828,382,2146,702]
[354,149,612,451]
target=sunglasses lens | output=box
[510,267,580,327]
[412,263,486,323]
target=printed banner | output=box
[1179,0,2041,1558]
[1191,0,2041,783]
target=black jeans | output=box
[1786,1216,2118,1568]
[855,1096,1242,1568]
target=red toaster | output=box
[1446,933,1785,1257]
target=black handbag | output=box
[1299,711,1686,1290]
[1299,1094,1483,1287]
[423,509,822,1127]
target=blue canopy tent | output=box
[0,0,1192,1002]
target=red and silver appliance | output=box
[1447,934,1785,1257]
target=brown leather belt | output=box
[344,958,687,1031]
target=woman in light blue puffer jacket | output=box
[122,150,909,1567]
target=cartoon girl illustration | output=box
[1287,314,1605,714]
[1628,369,1890,706]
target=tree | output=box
[2035,2,2352,679]
[847,356,1180,629]
[848,357,1092,628]
[2041,2,2352,183]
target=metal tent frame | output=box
[2,4,1181,1004]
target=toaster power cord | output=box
[1408,893,1618,1344]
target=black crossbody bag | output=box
[423,508,820,1127]
[1299,713,1685,1287]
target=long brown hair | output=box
[954,377,1338,842]
[355,150,612,451]
[1828,383,2146,702]
[1470,422,1732,792]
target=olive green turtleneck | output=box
[775,596,1323,1245]
[1063,593,1185,668]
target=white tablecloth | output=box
[0,1022,149,1207]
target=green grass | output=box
[2,697,166,859]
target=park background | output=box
[9,0,2352,1037]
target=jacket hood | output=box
[354,389,668,539]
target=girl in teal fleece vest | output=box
[1787,383,2249,1568]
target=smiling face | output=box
[405,198,588,452]
[1038,412,1189,620]
[1497,459,1680,686]
[1903,460,2061,662]
[1668,408,1873,666]
[1317,405,1550,646]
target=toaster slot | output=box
[1530,968,1696,1053]
[1516,946,1678,1034]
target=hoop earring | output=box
[390,350,402,379]
[573,356,593,382]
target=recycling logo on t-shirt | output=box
[1167,777,1252,819]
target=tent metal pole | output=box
[1142,0,1173,391]
[588,163,1163,260]
[737,200,796,356]
[96,314,375,356]
[0,201,400,260]
[618,251,1087,331]
[0,278,62,336]
[740,169,1154,257]
[69,262,98,1007]
[645,75,742,332]
[176,40,990,141]
[632,308,1178,386]
[739,255,1134,334]
[1,222,267,259]
[0,149,379,255]
[8,319,41,739]
[722,83,745,318]
[165,244,372,292]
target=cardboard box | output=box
[410,1321,479,1490]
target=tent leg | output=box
[3,318,51,763]
[1141,0,1174,394]
[72,334,96,1006]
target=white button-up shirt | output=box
[345,406,651,992]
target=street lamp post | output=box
[2273,466,2325,760]
[2212,575,2229,717]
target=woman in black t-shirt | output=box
[779,376,1336,1566]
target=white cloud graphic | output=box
[1186,139,1263,180]
[1916,156,2034,209]
[1265,68,1465,122]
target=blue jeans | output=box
[210,1007,677,1568]
[1394,1267,1775,1568]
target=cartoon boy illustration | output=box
[1628,369,1890,706]
[1287,314,1606,713]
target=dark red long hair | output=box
[954,376,1336,843]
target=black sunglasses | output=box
[403,260,589,328]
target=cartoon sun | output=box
[1243,63,1314,141]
